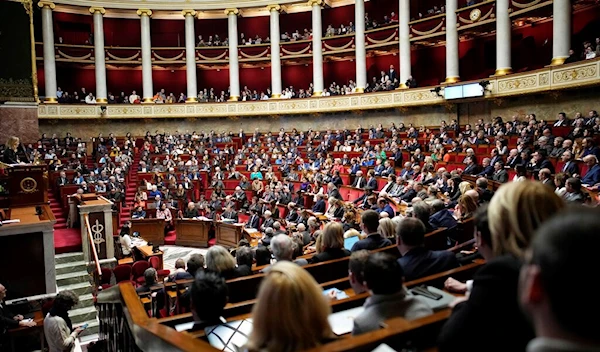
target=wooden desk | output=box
[137,245,164,270]
[175,219,210,247]
[215,222,244,248]
[131,218,165,246]
[8,310,45,352]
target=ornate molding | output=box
[136,9,152,17]
[224,8,239,16]
[37,1,55,10]
[37,59,600,120]
[181,9,197,17]
[307,0,324,7]
[266,4,281,12]
[89,6,106,15]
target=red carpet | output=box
[55,228,83,254]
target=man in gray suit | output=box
[352,253,433,335]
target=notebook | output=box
[327,306,365,336]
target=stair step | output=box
[58,281,93,296]
[69,306,98,325]
[55,252,84,264]
[74,293,95,309]
[56,271,90,286]
[56,261,88,275]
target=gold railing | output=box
[38,58,600,119]
[84,213,102,292]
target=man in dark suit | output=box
[353,186,374,208]
[56,171,69,187]
[559,150,579,176]
[492,162,509,183]
[396,218,459,281]
[351,171,366,188]
[245,209,260,229]
[476,178,495,203]
[388,65,397,82]
[351,210,392,251]
[327,182,343,201]
[312,194,327,213]
[538,168,555,189]
[475,158,494,177]
[505,149,522,168]
[221,204,238,222]
[366,171,378,190]
[581,155,600,186]
[375,198,395,217]
[463,157,480,175]
[1,283,36,347]
[529,150,555,176]
[428,200,458,230]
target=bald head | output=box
[465,189,479,202]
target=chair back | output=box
[131,261,151,281]
[113,264,132,283]
[100,267,113,285]
[148,256,161,270]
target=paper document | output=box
[327,306,364,336]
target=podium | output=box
[215,222,244,248]
[175,218,210,247]
[0,163,48,207]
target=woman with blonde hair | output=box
[245,261,335,352]
[310,222,350,263]
[3,136,21,164]
[205,245,238,280]
[440,181,565,351]
[455,194,477,220]
[377,217,396,239]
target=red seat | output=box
[149,256,170,279]
[113,264,132,283]
[99,267,113,290]
[131,261,150,285]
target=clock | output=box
[469,8,482,22]
[20,177,38,193]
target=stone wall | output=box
[37,86,600,139]
[0,103,39,144]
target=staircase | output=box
[49,192,68,230]
[55,252,99,338]
[119,153,141,231]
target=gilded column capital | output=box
[224,8,239,16]
[136,9,153,17]
[38,1,55,10]
[266,4,281,12]
[89,7,106,15]
[307,0,323,7]
[182,9,197,17]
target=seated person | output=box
[119,221,133,256]
[234,247,254,277]
[310,222,351,264]
[348,250,370,294]
[189,271,228,331]
[519,208,600,352]
[182,202,200,218]
[396,218,459,281]
[221,204,239,222]
[312,193,327,213]
[352,252,432,335]
[131,205,146,220]
[167,258,194,282]
[375,197,395,217]
[136,268,165,317]
[261,235,308,272]
[351,210,392,251]
[428,199,458,230]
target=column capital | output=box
[136,9,153,17]
[182,9,197,17]
[307,0,323,7]
[89,7,106,15]
[266,4,281,12]
[224,8,239,16]
[38,1,55,10]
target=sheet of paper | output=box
[327,306,364,336]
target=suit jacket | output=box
[0,302,19,342]
[400,189,417,202]
[561,161,579,176]
[367,178,378,190]
[352,289,432,335]
[463,164,479,175]
[398,247,459,281]
[476,165,494,177]
[222,211,238,222]
[312,199,326,213]
[376,204,395,217]
[351,233,392,251]
[506,156,522,168]
[328,188,343,201]
[541,178,555,189]
[492,169,509,183]
[428,209,458,230]
[246,214,260,229]
[581,164,600,186]
[438,255,535,352]
[479,188,495,203]
[310,248,351,264]
[352,176,366,188]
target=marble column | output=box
[354,0,367,92]
[398,0,411,88]
[268,5,282,98]
[551,0,571,65]
[90,7,108,103]
[309,0,324,96]
[225,9,240,100]
[183,9,198,102]
[38,1,57,103]
[445,0,460,83]
[137,9,154,103]
[495,0,512,75]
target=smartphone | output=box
[81,323,89,329]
